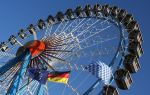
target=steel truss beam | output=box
[7,49,32,95]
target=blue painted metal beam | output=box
[7,49,32,95]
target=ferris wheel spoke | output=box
[66,18,108,39]
[73,19,102,38]
[53,22,63,34]
[53,22,68,36]
[0,64,20,81]
[59,21,70,33]
[67,18,87,34]
[79,36,118,50]
[45,49,72,53]
[78,25,111,43]
[0,52,16,59]
[69,19,93,36]
[53,43,75,57]
[61,36,118,62]
[0,65,20,83]
[44,25,53,38]
[59,19,83,37]
[51,44,117,70]
[54,64,86,71]
[47,34,118,71]
[53,21,70,35]
[36,55,53,69]
[42,52,68,63]
[62,19,79,34]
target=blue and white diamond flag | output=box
[84,61,112,85]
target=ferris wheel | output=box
[0,3,143,95]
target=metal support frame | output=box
[7,49,31,95]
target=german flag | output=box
[47,71,71,84]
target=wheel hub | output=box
[16,40,46,57]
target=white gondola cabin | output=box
[38,19,46,29]
[27,24,36,34]
[75,6,83,17]
[8,35,17,45]
[56,12,65,22]
[93,4,102,16]
[18,29,27,39]
[66,9,74,19]
[0,42,9,52]
[47,15,55,25]
[102,4,110,17]
[84,4,92,17]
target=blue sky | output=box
[0,0,149,95]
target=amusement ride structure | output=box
[0,4,143,95]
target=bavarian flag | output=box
[47,71,71,84]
